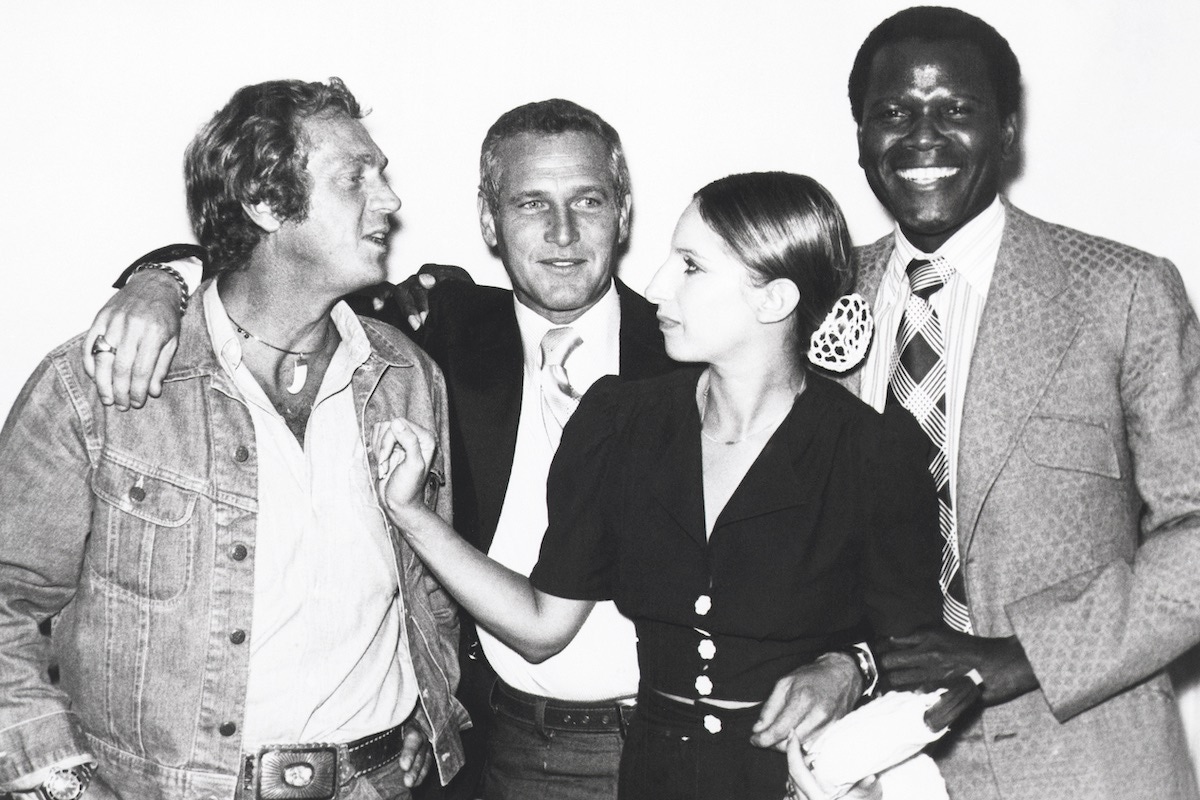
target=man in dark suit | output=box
[843,8,1200,799]
[80,99,872,800]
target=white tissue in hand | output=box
[805,690,948,789]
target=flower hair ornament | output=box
[808,293,874,373]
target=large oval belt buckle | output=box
[257,746,338,800]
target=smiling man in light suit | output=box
[845,7,1200,800]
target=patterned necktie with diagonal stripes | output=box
[888,257,972,633]
[540,326,583,449]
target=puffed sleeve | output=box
[861,402,944,637]
[530,375,627,601]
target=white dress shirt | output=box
[204,283,418,746]
[859,196,1006,504]
[480,282,641,702]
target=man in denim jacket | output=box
[0,78,466,800]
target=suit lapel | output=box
[956,204,1083,554]
[616,279,676,380]
[449,297,523,551]
[839,237,894,397]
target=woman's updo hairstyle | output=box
[693,172,857,365]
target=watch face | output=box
[44,767,86,800]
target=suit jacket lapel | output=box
[838,237,894,397]
[450,296,523,551]
[956,203,1083,554]
[616,279,675,380]
[463,280,671,552]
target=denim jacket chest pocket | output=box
[89,454,202,601]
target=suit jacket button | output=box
[230,629,246,645]
[234,446,250,463]
[230,544,248,561]
[219,722,237,736]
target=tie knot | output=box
[906,258,952,300]
[541,327,582,369]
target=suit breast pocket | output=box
[89,455,200,601]
[1020,415,1121,479]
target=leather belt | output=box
[491,679,636,734]
[241,720,411,800]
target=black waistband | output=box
[491,679,636,733]
[637,688,765,739]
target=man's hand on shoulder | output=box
[389,263,474,331]
[84,269,182,410]
[878,626,1038,706]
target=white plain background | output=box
[4,0,1200,767]
[1,0,1197,416]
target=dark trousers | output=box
[479,680,632,800]
[617,690,787,800]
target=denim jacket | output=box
[0,288,467,799]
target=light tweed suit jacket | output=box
[848,202,1200,800]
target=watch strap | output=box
[19,763,95,800]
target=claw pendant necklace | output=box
[226,313,329,394]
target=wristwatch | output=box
[20,764,95,800]
[840,643,880,698]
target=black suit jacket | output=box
[399,279,677,554]
[351,277,677,800]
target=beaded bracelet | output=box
[131,262,190,313]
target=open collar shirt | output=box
[205,283,418,746]
[859,196,1006,500]
[480,282,641,702]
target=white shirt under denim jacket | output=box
[0,282,467,799]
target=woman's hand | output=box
[373,418,437,525]
[785,732,881,800]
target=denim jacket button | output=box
[219,722,237,736]
[128,485,146,502]
[229,544,248,561]
[229,629,246,645]
[233,446,250,463]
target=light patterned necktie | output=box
[887,257,972,633]
[540,326,584,449]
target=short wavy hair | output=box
[478,99,630,212]
[185,77,362,272]
[694,172,855,364]
[848,6,1022,125]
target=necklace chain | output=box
[698,373,805,445]
[225,312,330,395]
[225,312,329,357]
